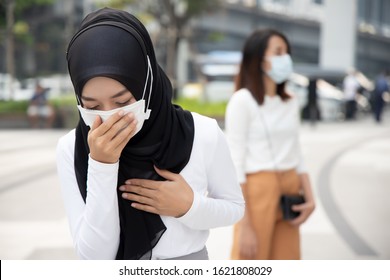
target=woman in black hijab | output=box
[57,7,244,260]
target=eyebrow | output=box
[81,88,129,101]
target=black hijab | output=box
[66,7,195,260]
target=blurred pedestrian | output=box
[372,69,389,123]
[225,28,315,260]
[57,7,244,260]
[27,81,55,128]
[343,69,360,120]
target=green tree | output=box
[1,0,54,98]
[148,0,221,84]
[94,0,135,9]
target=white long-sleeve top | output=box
[225,88,306,184]
[56,112,244,260]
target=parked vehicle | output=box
[0,73,23,101]
[287,71,346,121]
[289,65,374,121]
[194,51,241,102]
[0,73,73,101]
[201,63,237,102]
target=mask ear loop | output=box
[141,55,153,119]
[76,94,83,107]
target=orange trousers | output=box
[231,169,301,260]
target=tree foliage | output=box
[1,0,60,78]
[94,0,135,9]
[0,0,54,16]
[14,0,54,13]
[149,0,221,30]
[0,0,54,28]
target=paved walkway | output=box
[1,110,389,260]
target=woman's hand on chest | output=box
[119,166,194,217]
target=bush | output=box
[0,95,79,128]
[0,96,227,128]
[51,95,77,108]
[51,95,78,128]
[0,94,77,115]
[0,100,29,114]
[173,98,227,118]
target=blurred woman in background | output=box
[225,28,315,260]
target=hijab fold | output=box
[67,7,195,260]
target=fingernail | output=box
[119,110,125,116]
[119,186,125,191]
[122,193,127,199]
[127,112,134,118]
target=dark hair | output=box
[235,28,291,104]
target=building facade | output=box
[193,0,390,78]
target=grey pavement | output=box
[1,110,389,260]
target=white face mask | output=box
[77,99,150,135]
[77,56,153,137]
[266,54,293,84]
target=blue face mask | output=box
[266,54,293,84]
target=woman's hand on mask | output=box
[88,111,137,164]
[119,166,194,217]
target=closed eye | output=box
[117,96,136,106]
[116,99,131,106]
[85,105,99,110]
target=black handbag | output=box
[280,194,305,220]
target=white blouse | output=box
[56,112,244,259]
[225,88,306,184]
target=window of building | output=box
[380,0,390,26]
